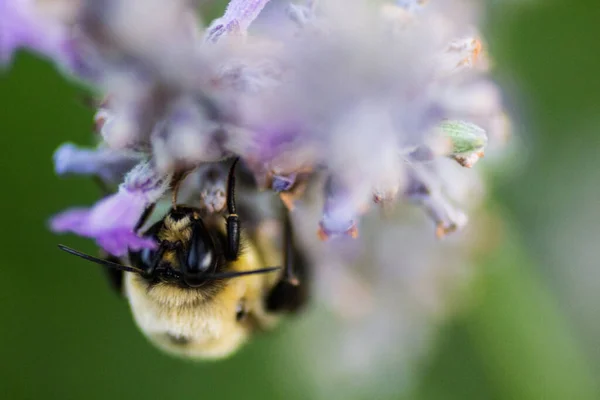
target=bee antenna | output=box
[171,169,192,209]
[205,266,281,280]
[57,244,143,274]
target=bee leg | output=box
[224,158,241,261]
[134,202,156,233]
[282,213,299,285]
[266,214,309,313]
[101,254,124,296]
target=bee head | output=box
[59,207,279,288]
[129,207,220,288]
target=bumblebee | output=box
[59,159,308,359]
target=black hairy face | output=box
[129,207,224,289]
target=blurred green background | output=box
[1,1,600,399]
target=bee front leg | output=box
[101,254,125,295]
[134,203,156,233]
[265,214,309,313]
[225,158,241,261]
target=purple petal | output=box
[53,143,144,184]
[286,2,317,27]
[318,176,362,240]
[254,127,302,162]
[404,168,467,238]
[50,208,91,232]
[272,173,297,192]
[50,161,171,256]
[0,0,81,71]
[96,229,156,256]
[50,191,155,257]
[205,0,271,42]
[88,189,147,232]
[122,161,172,200]
[406,145,436,163]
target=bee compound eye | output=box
[186,235,216,276]
[128,246,161,278]
[129,247,154,269]
[140,247,154,266]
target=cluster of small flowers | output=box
[1,0,506,258]
[2,0,510,394]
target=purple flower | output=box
[0,0,82,71]
[34,0,503,246]
[50,161,171,256]
[272,173,297,192]
[54,142,143,184]
[50,201,157,257]
[319,196,360,240]
[404,166,468,238]
[25,0,506,249]
[286,1,318,27]
[205,0,272,42]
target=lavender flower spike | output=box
[50,161,172,256]
[205,0,271,42]
[3,0,513,391]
